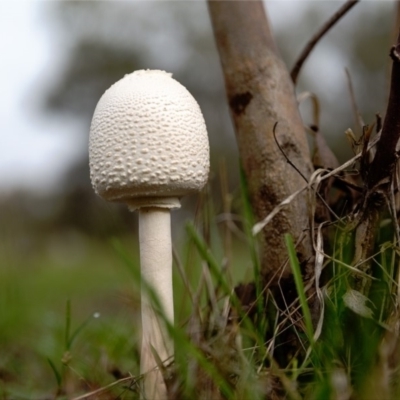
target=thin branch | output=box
[273,122,340,221]
[291,0,359,85]
[273,122,309,183]
[345,68,365,135]
[297,91,321,130]
[71,375,138,400]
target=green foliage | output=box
[0,232,140,398]
[46,299,102,395]
[285,234,314,345]
[1,182,400,399]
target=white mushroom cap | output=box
[89,69,210,209]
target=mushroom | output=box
[88,70,210,399]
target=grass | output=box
[0,231,141,398]
[285,233,314,346]
[1,181,400,399]
[0,190,255,398]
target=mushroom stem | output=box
[139,207,174,400]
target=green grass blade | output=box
[47,357,62,388]
[186,221,266,351]
[239,164,267,334]
[111,237,141,283]
[64,299,71,351]
[285,234,314,343]
[68,313,98,350]
[239,164,261,279]
[186,221,231,296]
[166,319,235,399]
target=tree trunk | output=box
[208,0,313,282]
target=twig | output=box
[253,134,381,235]
[273,122,340,221]
[273,122,308,183]
[291,0,359,84]
[297,91,321,130]
[71,375,138,400]
[345,68,365,135]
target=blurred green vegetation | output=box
[0,225,139,397]
[0,182,255,397]
[1,1,400,398]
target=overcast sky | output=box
[0,1,86,194]
[0,0,395,195]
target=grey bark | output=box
[208,1,314,282]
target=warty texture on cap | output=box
[89,69,210,207]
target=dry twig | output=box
[291,0,359,84]
[71,375,137,400]
[252,134,381,235]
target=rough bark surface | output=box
[208,1,314,281]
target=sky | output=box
[0,1,86,194]
[0,0,395,195]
